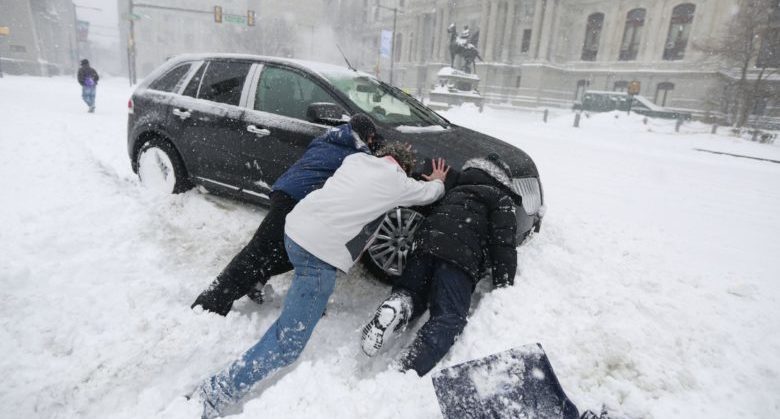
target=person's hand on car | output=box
[422,158,450,182]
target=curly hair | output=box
[375,143,415,174]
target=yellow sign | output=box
[0,26,10,36]
[627,80,641,95]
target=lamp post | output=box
[376,3,401,85]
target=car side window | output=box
[255,66,338,120]
[149,63,191,92]
[196,61,252,106]
[182,63,206,98]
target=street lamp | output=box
[376,3,403,85]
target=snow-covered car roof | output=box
[163,53,374,81]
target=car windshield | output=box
[321,71,449,128]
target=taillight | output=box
[128,98,134,114]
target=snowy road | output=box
[1,76,779,419]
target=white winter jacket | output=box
[285,153,445,272]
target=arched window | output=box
[613,80,629,92]
[619,8,646,61]
[574,79,590,100]
[655,82,675,106]
[663,4,696,61]
[581,13,604,61]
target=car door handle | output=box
[172,108,191,120]
[247,125,271,137]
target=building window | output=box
[10,45,27,53]
[574,79,590,100]
[654,82,675,106]
[663,4,696,61]
[581,13,604,61]
[613,80,629,92]
[521,29,532,53]
[516,75,522,88]
[395,33,403,62]
[619,8,645,61]
[752,96,770,115]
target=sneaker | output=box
[361,291,412,357]
[88,106,95,113]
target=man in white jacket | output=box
[197,144,449,418]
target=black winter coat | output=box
[414,167,518,287]
[77,66,99,86]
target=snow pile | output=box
[1,76,779,419]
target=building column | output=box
[439,6,451,62]
[530,0,544,59]
[643,3,667,63]
[416,15,425,63]
[432,6,442,63]
[537,0,556,62]
[485,0,500,61]
[501,0,516,62]
[478,0,490,54]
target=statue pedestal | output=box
[428,67,484,113]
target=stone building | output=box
[0,0,79,76]
[340,0,779,121]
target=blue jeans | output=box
[81,85,96,108]
[200,235,337,416]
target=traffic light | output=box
[214,6,223,23]
[247,10,255,26]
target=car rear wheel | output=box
[137,139,192,194]
[362,207,424,283]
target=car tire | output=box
[361,208,424,284]
[136,139,192,194]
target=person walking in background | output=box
[361,154,519,377]
[195,145,449,418]
[77,59,99,113]
[191,114,382,316]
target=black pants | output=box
[192,191,298,315]
[394,253,474,376]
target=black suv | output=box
[127,53,544,278]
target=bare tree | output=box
[696,0,779,127]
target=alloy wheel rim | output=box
[368,208,423,276]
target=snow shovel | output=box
[431,343,580,419]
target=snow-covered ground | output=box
[1,75,779,419]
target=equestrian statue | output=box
[447,24,482,74]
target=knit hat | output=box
[350,113,378,143]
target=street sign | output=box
[123,12,141,21]
[224,14,246,24]
[0,26,10,36]
[628,80,641,95]
[76,20,90,42]
[380,30,393,58]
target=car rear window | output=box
[149,63,191,93]
[182,63,206,98]
[196,60,252,106]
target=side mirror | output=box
[306,102,349,125]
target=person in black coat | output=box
[191,114,382,316]
[77,59,99,112]
[361,154,519,376]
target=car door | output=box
[167,59,253,192]
[236,64,350,197]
